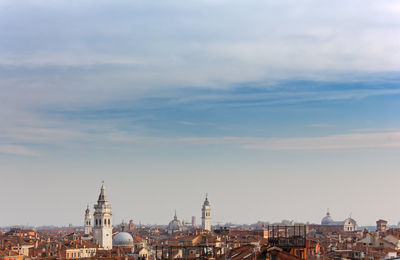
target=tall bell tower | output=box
[93,183,113,249]
[201,194,211,231]
[84,204,92,235]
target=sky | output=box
[1,0,400,227]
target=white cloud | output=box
[1,0,400,92]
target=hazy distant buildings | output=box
[309,210,357,234]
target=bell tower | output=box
[84,204,92,235]
[93,183,113,249]
[201,194,211,231]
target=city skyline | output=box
[2,182,398,228]
[1,0,400,227]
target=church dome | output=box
[168,213,182,233]
[113,232,133,247]
[321,211,334,225]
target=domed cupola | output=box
[168,211,183,234]
[321,209,334,225]
[112,232,134,247]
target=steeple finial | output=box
[98,182,107,202]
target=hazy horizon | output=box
[1,0,400,227]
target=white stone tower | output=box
[93,183,113,249]
[84,204,92,235]
[201,194,211,231]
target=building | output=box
[377,219,388,233]
[357,232,400,250]
[201,194,211,231]
[0,250,24,260]
[84,205,92,235]
[113,232,134,248]
[93,183,113,249]
[168,212,183,234]
[318,210,357,232]
[128,220,135,232]
[192,216,197,227]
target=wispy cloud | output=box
[350,127,400,133]
[309,124,333,128]
[0,144,39,156]
[179,121,195,126]
[1,0,400,94]
[239,132,400,151]
[82,131,400,151]
[152,132,400,151]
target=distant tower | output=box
[192,216,197,227]
[93,183,113,250]
[376,219,388,233]
[201,194,211,231]
[128,220,135,231]
[84,204,92,235]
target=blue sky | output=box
[1,0,400,227]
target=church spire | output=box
[98,181,108,203]
[93,182,112,249]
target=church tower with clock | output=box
[93,183,113,249]
[201,194,211,231]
